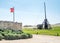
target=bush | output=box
[13,30,23,34]
[20,33,33,39]
[56,33,59,36]
[4,34,17,40]
[20,33,28,39]
[0,34,4,40]
[0,28,32,40]
[27,33,32,38]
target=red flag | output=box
[10,8,14,12]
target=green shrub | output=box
[4,34,16,40]
[15,34,21,39]
[13,30,23,34]
[4,34,21,40]
[0,34,4,40]
[20,33,28,39]
[27,33,32,38]
[56,33,59,36]
[0,28,32,40]
[3,33,32,40]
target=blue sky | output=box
[0,0,60,25]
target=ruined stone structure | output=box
[0,21,22,30]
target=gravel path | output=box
[0,35,60,43]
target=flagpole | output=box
[13,7,15,22]
[10,7,15,29]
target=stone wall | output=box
[0,21,22,30]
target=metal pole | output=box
[13,7,15,22]
[13,7,15,30]
[13,11,15,22]
[44,2,46,19]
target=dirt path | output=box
[0,35,60,43]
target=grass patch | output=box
[23,26,60,36]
